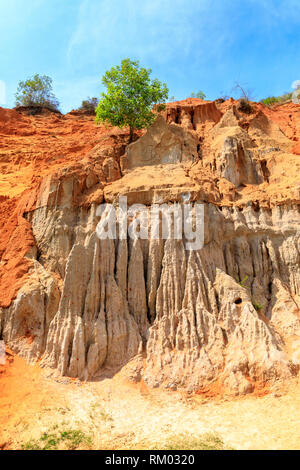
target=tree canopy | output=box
[95,59,169,141]
[15,74,60,111]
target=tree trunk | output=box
[129,126,134,143]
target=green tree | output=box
[190,91,206,100]
[95,59,169,142]
[15,74,59,111]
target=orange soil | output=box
[258,101,300,144]
[195,378,270,400]
[0,108,132,307]
[0,349,75,449]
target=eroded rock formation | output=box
[1,99,300,395]
[121,115,198,170]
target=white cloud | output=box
[67,0,212,68]
[64,0,300,105]
[250,0,300,21]
[54,75,101,112]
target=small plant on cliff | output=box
[236,275,249,288]
[238,98,252,114]
[15,74,60,111]
[95,58,169,142]
[252,301,264,312]
[233,82,253,114]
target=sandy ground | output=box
[1,351,300,450]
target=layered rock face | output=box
[164,99,222,134]
[1,100,300,395]
[121,115,198,170]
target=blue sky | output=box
[0,0,299,113]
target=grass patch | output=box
[90,402,113,422]
[150,432,230,451]
[21,428,92,450]
[21,429,231,451]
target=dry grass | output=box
[22,427,92,450]
[149,432,229,450]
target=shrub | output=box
[238,98,252,114]
[261,92,293,107]
[95,58,169,142]
[79,97,99,114]
[190,91,206,100]
[15,74,60,111]
[230,82,254,113]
